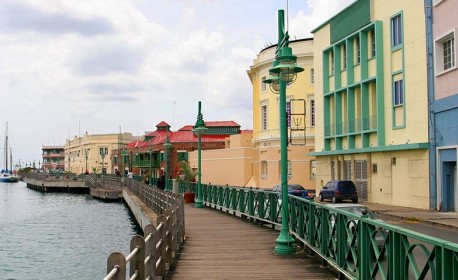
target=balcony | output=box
[132,159,159,168]
[326,115,377,137]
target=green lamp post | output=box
[193,101,207,208]
[163,127,172,192]
[263,9,304,255]
[149,144,153,186]
[121,146,127,178]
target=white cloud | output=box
[0,0,355,166]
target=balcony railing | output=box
[326,115,377,137]
[132,159,159,168]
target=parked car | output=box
[272,184,315,200]
[326,203,387,249]
[319,180,358,203]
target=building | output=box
[311,0,429,209]
[65,132,140,175]
[428,0,458,211]
[41,145,65,173]
[246,38,316,189]
[188,130,255,187]
[112,121,241,180]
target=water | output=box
[0,182,141,280]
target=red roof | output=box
[156,121,170,128]
[124,120,240,148]
[170,130,227,143]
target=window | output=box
[310,68,314,84]
[100,147,108,156]
[310,160,316,180]
[310,100,315,127]
[344,160,351,180]
[371,31,376,57]
[391,14,402,47]
[261,161,268,179]
[355,37,360,64]
[330,51,334,75]
[261,105,268,130]
[261,76,267,92]
[435,30,456,75]
[444,36,455,70]
[393,79,404,106]
[342,44,347,70]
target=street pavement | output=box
[361,201,458,231]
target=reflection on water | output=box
[0,182,140,280]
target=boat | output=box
[0,122,18,183]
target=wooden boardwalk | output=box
[167,204,338,280]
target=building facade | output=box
[65,132,140,175]
[312,0,430,209]
[188,131,255,187]
[112,121,241,181]
[429,0,458,211]
[41,145,65,172]
[246,38,316,190]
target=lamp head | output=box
[270,47,304,84]
[263,75,280,93]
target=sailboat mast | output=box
[5,122,8,171]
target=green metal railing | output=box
[182,184,458,280]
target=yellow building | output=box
[65,132,141,175]
[246,39,316,190]
[311,0,429,208]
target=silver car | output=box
[326,203,387,248]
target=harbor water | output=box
[0,181,141,280]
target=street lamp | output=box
[85,149,88,174]
[149,144,153,186]
[193,101,207,208]
[263,9,304,255]
[101,150,105,175]
[122,146,127,178]
[163,127,172,192]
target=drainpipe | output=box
[425,0,437,210]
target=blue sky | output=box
[0,0,354,166]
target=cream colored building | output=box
[188,132,255,187]
[246,39,316,190]
[311,1,429,208]
[65,132,140,174]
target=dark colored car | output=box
[319,180,358,203]
[272,184,315,200]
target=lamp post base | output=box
[195,198,204,208]
[274,229,296,255]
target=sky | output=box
[0,0,354,167]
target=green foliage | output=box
[91,166,100,174]
[177,160,197,183]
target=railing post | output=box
[165,209,175,269]
[129,235,145,279]
[144,224,158,279]
[156,216,167,277]
[106,252,126,280]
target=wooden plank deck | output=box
[167,204,338,279]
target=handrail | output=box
[198,184,458,280]
[103,178,184,280]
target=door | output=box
[355,160,368,201]
[441,162,456,212]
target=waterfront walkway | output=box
[167,204,337,279]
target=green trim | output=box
[375,21,385,145]
[310,142,428,156]
[329,0,371,43]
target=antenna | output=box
[286,0,289,32]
